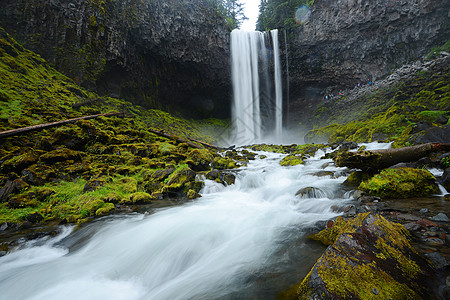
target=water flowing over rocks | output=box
[0,0,231,118]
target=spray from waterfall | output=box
[231,29,283,145]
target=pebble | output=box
[419,208,429,213]
[396,214,421,221]
[403,222,421,231]
[424,237,445,247]
[430,213,449,222]
[425,252,448,269]
[417,219,438,228]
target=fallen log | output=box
[147,128,220,150]
[334,143,450,171]
[0,112,123,139]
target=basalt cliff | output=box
[0,0,231,118]
[287,0,449,126]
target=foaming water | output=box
[0,150,351,300]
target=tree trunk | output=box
[334,143,450,171]
[0,112,123,140]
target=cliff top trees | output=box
[206,0,248,30]
[257,0,314,31]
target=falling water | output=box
[271,29,283,137]
[231,29,283,144]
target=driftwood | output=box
[0,112,123,139]
[147,128,219,150]
[334,143,450,171]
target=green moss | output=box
[310,213,370,245]
[359,167,439,198]
[343,171,372,186]
[280,155,304,167]
[416,110,449,122]
[124,192,154,204]
[300,214,425,299]
[305,124,340,144]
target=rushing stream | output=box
[0,149,356,300]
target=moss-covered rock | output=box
[164,166,196,192]
[0,150,39,173]
[343,171,373,186]
[299,213,437,299]
[186,148,213,171]
[125,192,154,204]
[358,167,439,198]
[40,147,82,163]
[280,155,304,167]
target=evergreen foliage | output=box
[207,0,248,30]
[256,0,314,31]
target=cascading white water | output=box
[271,29,283,137]
[231,29,283,144]
[0,150,352,300]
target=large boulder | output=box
[299,213,438,299]
[358,167,439,198]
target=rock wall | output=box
[287,0,450,126]
[0,0,231,118]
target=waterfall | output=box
[231,29,283,144]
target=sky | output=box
[240,0,261,31]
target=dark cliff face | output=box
[0,0,231,118]
[286,0,449,126]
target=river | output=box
[0,148,357,300]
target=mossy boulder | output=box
[343,171,373,186]
[358,167,439,198]
[125,192,154,204]
[186,148,214,171]
[164,166,196,192]
[299,213,437,299]
[212,157,237,170]
[280,155,304,167]
[1,150,39,172]
[40,147,82,163]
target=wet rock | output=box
[299,213,437,299]
[396,214,421,221]
[352,190,365,200]
[312,171,334,177]
[430,213,449,222]
[441,168,450,191]
[279,155,304,167]
[343,171,372,186]
[424,252,448,269]
[221,173,235,186]
[205,169,220,181]
[0,179,29,201]
[295,187,326,198]
[424,237,445,247]
[410,124,450,144]
[26,212,43,224]
[417,219,439,228]
[404,222,421,231]
[339,141,358,151]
